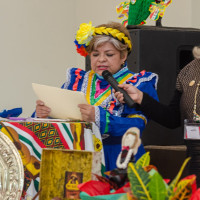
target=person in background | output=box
[34,21,159,172]
[114,45,200,185]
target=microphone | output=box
[102,70,135,108]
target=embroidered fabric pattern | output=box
[81,71,90,94]
[94,106,100,129]
[86,72,113,106]
[134,73,159,89]
[117,104,124,116]
[62,68,73,89]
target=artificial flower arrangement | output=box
[74,21,95,57]
[116,0,172,26]
[78,152,200,200]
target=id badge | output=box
[184,119,200,140]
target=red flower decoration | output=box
[76,45,88,57]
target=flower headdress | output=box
[74,21,132,57]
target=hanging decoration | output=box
[116,1,130,26]
[149,0,172,21]
[116,0,172,26]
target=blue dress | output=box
[62,65,159,171]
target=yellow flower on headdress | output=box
[76,21,95,46]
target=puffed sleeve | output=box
[61,67,87,92]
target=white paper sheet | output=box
[32,83,88,120]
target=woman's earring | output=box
[122,61,127,67]
[121,61,124,67]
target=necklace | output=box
[193,81,200,121]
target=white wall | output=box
[0,0,199,117]
[0,0,77,116]
[192,1,200,29]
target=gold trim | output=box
[127,114,147,125]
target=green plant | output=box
[127,152,194,200]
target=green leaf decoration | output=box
[128,162,152,200]
[128,0,155,25]
[149,172,167,200]
[167,157,191,199]
[148,168,169,190]
[135,151,150,169]
[170,179,193,200]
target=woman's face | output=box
[90,42,127,76]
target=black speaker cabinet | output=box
[127,25,200,145]
[85,25,200,145]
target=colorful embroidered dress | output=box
[62,65,159,171]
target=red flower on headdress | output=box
[76,45,88,57]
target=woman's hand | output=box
[35,100,51,118]
[78,104,95,122]
[114,84,143,104]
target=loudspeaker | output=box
[126,25,200,145]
